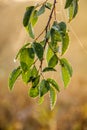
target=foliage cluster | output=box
[9,0,79,110]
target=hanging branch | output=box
[9,0,79,110]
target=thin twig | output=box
[34,28,45,41]
[39,0,57,72]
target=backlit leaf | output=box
[39,79,50,97]
[42,67,56,72]
[22,69,31,83]
[60,58,73,88]
[15,43,30,59]
[68,0,78,21]
[20,48,35,71]
[61,65,70,88]
[28,23,35,39]
[46,46,54,63]
[37,5,45,16]
[32,76,40,88]
[65,0,73,8]
[60,58,73,76]
[47,78,60,92]
[50,87,57,110]
[32,42,43,60]
[30,10,38,26]
[9,67,22,90]
[58,22,67,34]
[23,6,34,27]
[73,0,78,18]
[48,54,58,67]
[62,33,69,55]
[45,2,52,10]
[51,28,62,44]
[31,66,38,78]
[29,86,39,98]
[38,96,44,105]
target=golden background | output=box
[0,0,87,130]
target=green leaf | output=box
[61,65,70,88]
[73,0,78,18]
[38,96,44,105]
[31,66,38,78]
[60,58,73,76]
[62,33,69,55]
[29,86,39,98]
[32,76,40,88]
[68,2,74,21]
[32,42,43,60]
[30,10,38,26]
[39,79,50,97]
[22,66,38,84]
[45,2,52,10]
[23,6,34,27]
[46,46,54,63]
[20,62,28,72]
[37,5,45,16]
[49,87,57,110]
[22,69,31,83]
[40,40,45,47]
[58,22,66,34]
[42,67,56,72]
[15,43,30,59]
[47,78,60,92]
[65,0,73,8]
[28,23,35,39]
[48,54,58,67]
[20,48,35,71]
[9,67,22,90]
[68,0,78,21]
[60,58,73,88]
[51,28,62,44]
[45,30,51,40]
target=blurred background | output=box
[0,0,87,130]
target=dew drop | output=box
[14,59,16,63]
